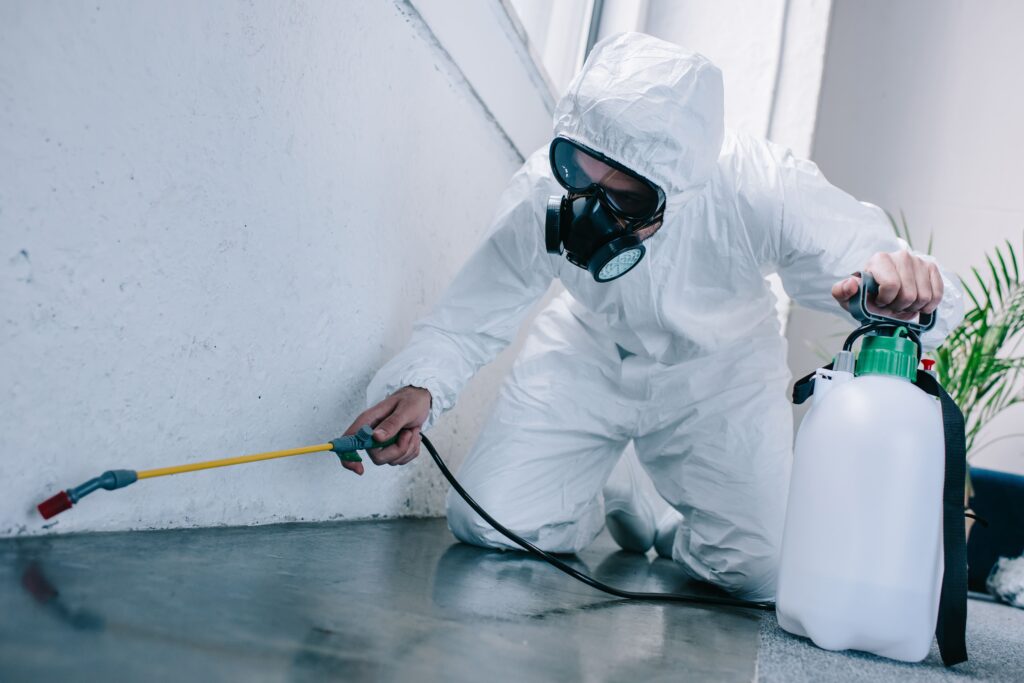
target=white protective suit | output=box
[366,33,963,601]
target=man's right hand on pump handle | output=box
[340,385,432,475]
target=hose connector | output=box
[330,425,398,463]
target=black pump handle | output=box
[847,272,937,332]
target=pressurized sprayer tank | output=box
[777,326,945,661]
[776,274,968,666]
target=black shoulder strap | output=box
[792,362,832,405]
[914,370,969,667]
[790,368,968,666]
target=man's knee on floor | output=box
[445,489,598,555]
[445,489,512,549]
[678,537,780,602]
[715,552,778,602]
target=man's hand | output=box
[832,250,944,321]
[339,386,432,475]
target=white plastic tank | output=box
[777,328,945,662]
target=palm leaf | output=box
[987,255,1005,305]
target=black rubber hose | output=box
[419,434,774,611]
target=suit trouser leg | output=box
[633,340,793,602]
[446,297,631,554]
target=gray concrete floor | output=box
[0,518,762,682]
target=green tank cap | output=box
[855,326,918,381]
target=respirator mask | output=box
[546,136,666,282]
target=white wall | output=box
[794,0,1024,474]
[646,0,788,139]
[0,0,552,536]
[508,0,595,95]
[413,0,555,155]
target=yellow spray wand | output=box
[36,426,779,612]
[37,426,396,519]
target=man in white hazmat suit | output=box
[342,33,964,602]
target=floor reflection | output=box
[1,519,762,682]
[21,561,106,632]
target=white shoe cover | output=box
[603,447,658,553]
[988,555,1024,609]
[654,509,683,559]
[605,495,656,553]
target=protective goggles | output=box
[549,137,665,221]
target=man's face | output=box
[573,150,664,240]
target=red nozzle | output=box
[922,359,936,371]
[37,491,73,520]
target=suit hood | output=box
[552,32,725,204]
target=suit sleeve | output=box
[770,147,964,350]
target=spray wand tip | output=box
[37,491,73,520]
